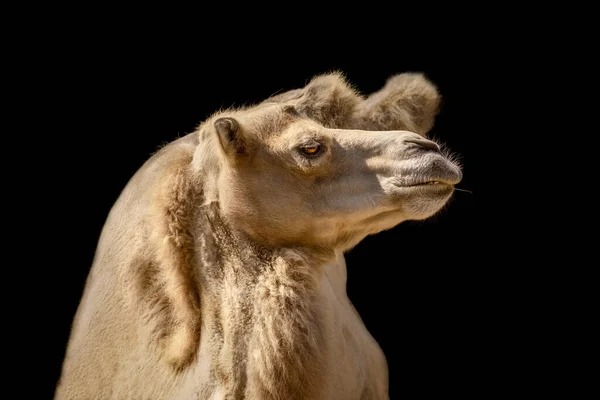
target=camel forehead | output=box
[239,102,304,140]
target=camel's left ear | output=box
[290,72,363,129]
[214,117,248,157]
[356,73,441,136]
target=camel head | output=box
[194,72,461,251]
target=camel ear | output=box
[294,72,363,129]
[214,117,246,156]
[357,73,441,136]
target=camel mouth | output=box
[396,181,456,193]
[404,177,459,187]
[394,173,461,188]
[395,153,462,188]
[408,180,449,187]
[389,179,456,199]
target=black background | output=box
[32,29,509,399]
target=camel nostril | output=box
[404,138,440,153]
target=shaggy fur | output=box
[264,71,441,135]
[358,73,441,135]
[55,72,461,400]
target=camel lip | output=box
[393,182,455,193]
[405,180,451,187]
[394,154,463,187]
[393,175,461,188]
[402,178,458,187]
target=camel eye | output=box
[300,143,321,156]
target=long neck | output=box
[195,202,333,399]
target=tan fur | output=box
[150,159,202,369]
[358,73,441,135]
[265,71,441,135]
[56,72,462,399]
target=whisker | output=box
[454,188,473,194]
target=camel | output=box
[55,72,462,400]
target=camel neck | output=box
[195,201,335,272]
[192,202,331,398]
